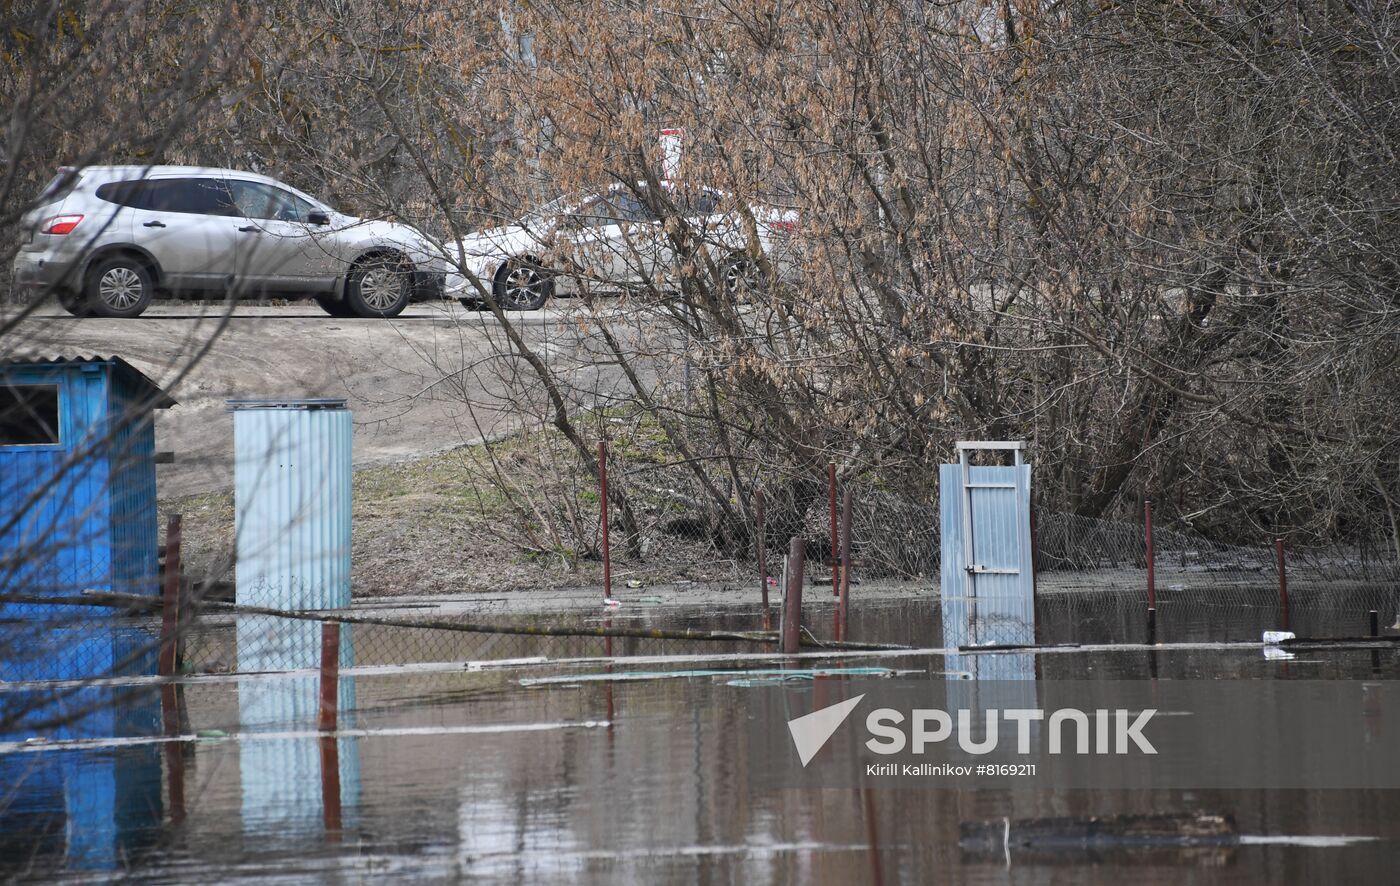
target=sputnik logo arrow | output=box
[787,694,865,767]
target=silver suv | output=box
[13,165,447,318]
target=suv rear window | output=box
[97,178,238,216]
[35,169,80,205]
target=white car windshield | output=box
[521,193,582,227]
[520,187,663,227]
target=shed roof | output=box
[0,356,177,409]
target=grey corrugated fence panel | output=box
[939,463,1034,664]
[232,401,352,619]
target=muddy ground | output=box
[5,299,669,595]
[7,300,632,498]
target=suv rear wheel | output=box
[314,293,355,317]
[83,255,154,318]
[56,289,88,317]
[345,255,410,318]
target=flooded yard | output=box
[2,593,1398,883]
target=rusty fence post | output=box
[159,515,182,677]
[1144,500,1155,611]
[1276,538,1289,631]
[319,620,340,733]
[599,441,611,602]
[783,537,806,654]
[321,732,343,841]
[829,463,839,597]
[319,622,343,842]
[1029,505,1039,592]
[839,489,852,641]
[160,684,186,824]
[756,489,769,630]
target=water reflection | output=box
[236,616,360,844]
[0,623,162,872]
[0,604,1398,881]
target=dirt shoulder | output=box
[8,301,627,498]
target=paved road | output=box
[5,301,628,497]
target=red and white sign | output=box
[658,128,684,180]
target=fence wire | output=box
[3,482,1398,682]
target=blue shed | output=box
[0,357,175,613]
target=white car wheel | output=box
[493,259,551,311]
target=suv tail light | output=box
[766,219,798,235]
[41,214,84,235]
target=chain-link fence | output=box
[5,461,1399,687]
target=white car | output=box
[447,182,798,311]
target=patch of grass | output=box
[156,414,747,597]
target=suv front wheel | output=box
[82,256,155,318]
[345,255,411,318]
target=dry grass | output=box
[157,421,749,598]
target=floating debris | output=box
[960,812,1238,863]
[520,666,897,687]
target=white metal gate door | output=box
[939,441,1034,653]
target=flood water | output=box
[2,593,1398,883]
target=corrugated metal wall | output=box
[939,463,1034,679]
[107,368,159,598]
[233,401,352,614]
[1,363,116,615]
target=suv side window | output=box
[153,179,238,216]
[96,180,153,209]
[97,178,237,216]
[229,180,318,221]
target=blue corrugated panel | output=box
[0,358,172,619]
[233,401,352,615]
[107,366,159,598]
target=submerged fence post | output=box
[318,623,343,841]
[756,489,769,630]
[599,441,611,602]
[160,684,186,824]
[783,537,806,654]
[321,732,343,841]
[829,463,839,597]
[1144,500,1155,611]
[319,620,340,733]
[159,515,182,677]
[1276,538,1289,631]
[839,489,853,641]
